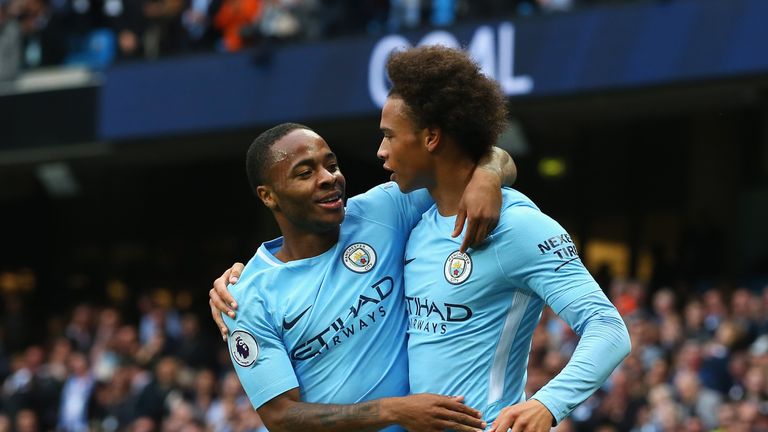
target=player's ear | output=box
[424,126,441,153]
[257,185,278,210]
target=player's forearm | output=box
[269,399,396,432]
[531,293,630,423]
[476,146,517,187]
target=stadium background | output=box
[1,0,767,430]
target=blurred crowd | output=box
[533,281,768,432]
[0,287,268,432]
[0,0,644,80]
[1,271,767,431]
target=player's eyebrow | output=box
[290,152,337,171]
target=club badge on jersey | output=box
[342,243,377,273]
[444,251,472,284]
[230,330,259,367]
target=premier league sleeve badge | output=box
[229,329,260,367]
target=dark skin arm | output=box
[259,388,486,432]
[454,146,517,253]
[209,262,244,334]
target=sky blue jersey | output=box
[404,188,630,426]
[224,183,431,430]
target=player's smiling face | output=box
[263,129,346,233]
[377,96,433,192]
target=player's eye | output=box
[297,170,312,178]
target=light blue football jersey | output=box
[404,188,629,426]
[224,183,431,431]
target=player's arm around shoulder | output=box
[210,262,244,340]
[259,389,487,432]
[454,147,516,253]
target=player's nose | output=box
[376,139,387,160]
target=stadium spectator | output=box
[673,368,722,430]
[1,294,31,360]
[205,370,262,431]
[731,287,760,344]
[64,305,94,353]
[171,314,214,369]
[110,0,147,59]
[742,364,767,405]
[138,291,181,346]
[702,288,727,334]
[683,299,710,342]
[88,363,141,429]
[42,338,72,384]
[651,288,676,322]
[1,345,61,430]
[57,351,94,432]
[187,368,215,419]
[387,0,419,31]
[134,356,181,423]
[90,308,121,381]
[141,0,184,57]
[180,0,219,49]
[17,0,68,67]
[212,0,261,51]
[14,408,38,432]
[258,0,301,39]
[0,0,21,81]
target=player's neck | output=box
[427,154,476,217]
[275,226,340,262]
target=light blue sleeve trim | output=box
[248,375,300,410]
[530,291,631,424]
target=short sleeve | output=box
[224,293,299,409]
[493,207,602,313]
[346,182,433,232]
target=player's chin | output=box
[394,179,417,193]
[315,209,345,229]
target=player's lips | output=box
[382,165,396,181]
[316,191,344,210]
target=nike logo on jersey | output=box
[404,258,416,265]
[554,257,580,271]
[283,305,312,330]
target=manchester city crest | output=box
[342,243,377,273]
[444,250,473,285]
[229,330,259,367]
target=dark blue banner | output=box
[100,0,768,140]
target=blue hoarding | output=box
[100,0,768,140]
